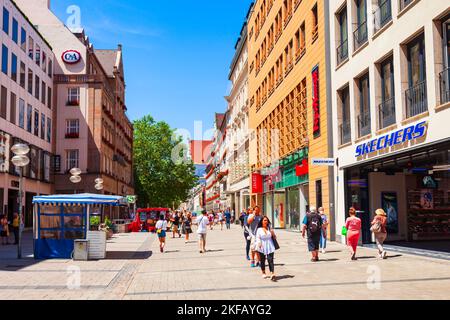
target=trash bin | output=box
[73,239,89,261]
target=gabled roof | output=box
[95,45,123,78]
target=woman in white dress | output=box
[256,216,277,281]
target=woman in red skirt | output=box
[345,207,362,261]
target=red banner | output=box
[312,66,320,137]
[252,173,263,194]
[296,159,309,177]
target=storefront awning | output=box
[33,193,126,206]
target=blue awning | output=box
[33,193,126,206]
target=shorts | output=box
[157,230,166,239]
[250,236,258,251]
[307,233,321,252]
[172,225,179,233]
[198,233,206,241]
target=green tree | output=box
[133,115,198,208]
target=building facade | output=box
[16,0,134,219]
[0,0,54,226]
[225,13,251,219]
[330,0,450,248]
[248,0,334,233]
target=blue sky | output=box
[51,0,253,139]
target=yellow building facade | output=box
[248,0,334,236]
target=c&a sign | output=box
[312,66,320,137]
[62,50,82,64]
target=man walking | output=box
[247,206,263,268]
[196,210,210,254]
[224,209,232,230]
[302,206,323,262]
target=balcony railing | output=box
[339,121,351,145]
[373,0,392,33]
[439,67,450,105]
[65,132,80,139]
[378,97,396,129]
[405,80,428,118]
[353,21,368,51]
[358,111,371,137]
[336,39,349,65]
[66,100,80,106]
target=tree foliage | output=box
[133,115,198,208]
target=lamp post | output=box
[69,168,82,193]
[11,143,30,259]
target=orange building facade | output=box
[248,0,334,237]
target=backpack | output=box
[308,213,322,233]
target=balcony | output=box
[405,80,428,118]
[373,0,392,33]
[65,132,79,139]
[66,100,80,107]
[439,67,450,105]
[339,121,351,145]
[311,25,319,43]
[358,111,371,137]
[284,11,293,28]
[294,0,302,11]
[336,39,349,66]
[295,47,306,63]
[353,21,368,51]
[378,97,396,129]
[285,62,294,77]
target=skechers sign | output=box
[355,121,428,158]
[62,50,81,64]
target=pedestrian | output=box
[218,210,224,230]
[208,212,214,230]
[196,210,210,253]
[345,207,362,261]
[0,215,9,245]
[239,211,246,228]
[301,206,323,262]
[224,209,232,230]
[177,211,183,237]
[247,206,263,268]
[155,214,168,253]
[318,207,328,254]
[182,212,193,243]
[371,208,388,259]
[243,208,252,261]
[256,216,277,281]
[171,211,181,238]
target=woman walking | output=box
[243,208,252,261]
[318,207,328,254]
[1,215,9,245]
[155,214,168,253]
[182,212,193,243]
[256,216,277,281]
[371,209,388,259]
[345,207,362,261]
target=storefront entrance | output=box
[344,141,450,251]
[286,185,309,232]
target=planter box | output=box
[87,231,107,260]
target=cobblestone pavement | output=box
[0,224,449,300]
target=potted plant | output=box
[104,217,114,239]
[89,216,100,231]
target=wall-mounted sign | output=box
[295,159,309,176]
[62,50,81,64]
[311,158,335,166]
[251,173,263,194]
[312,66,320,137]
[355,121,427,158]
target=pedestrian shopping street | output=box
[0,224,449,300]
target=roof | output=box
[95,49,120,77]
[33,193,125,206]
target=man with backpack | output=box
[301,206,323,262]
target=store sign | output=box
[312,66,320,137]
[295,159,309,176]
[312,158,335,166]
[126,195,137,204]
[62,50,81,64]
[355,121,428,158]
[251,173,263,194]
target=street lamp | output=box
[11,143,30,259]
[69,168,82,193]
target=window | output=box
[42,51,47,73]
[406,34,427,117]
[26,104,32,133]
[2,45,8,75]
[10,92,16,124]
[28,36,34,60]
[354,0,368,51]
[20,28,26,52]
[66,119,80,134]
[339,86,351,144]
[19,98,25,128]
[12,18,18,43]
[312,4,318,42]
[47,87,52,109]
[379,57,395,128]
[0,86,6,119]
[337,6,348,65]
[440,19,450,104]
[67,87,80,106]
[47,117,51,143]
[2,8,9,35]
[48,60,53,78]
[19,61,25,88]
[315,180,323,209]
[35,75,40,100]
[66,150,79,171]
[28,69,33,95]
[374,0,392,33]
[41,81,46,104]
[41,114,45,140]
[35,44,41,66]
[399,0,414,11]
[11,53,17,82]
[34,109,39,136]
[358,73,371,137]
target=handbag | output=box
[341,226,348,236]
[370,220,382,233]
[271,230,280,250]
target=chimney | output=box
[118,44,122,51]
[38,0,51,8]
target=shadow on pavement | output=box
[275,275,295,281]
[105,251,153,260]
[206,249,224,253]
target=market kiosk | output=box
[33,193,126,259]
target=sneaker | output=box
[160,247,163,253]
[250,261,256,268]
[246,256,251,261]
[321,249,326,254]
[382,251,387,259]
[262,274,269,279]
